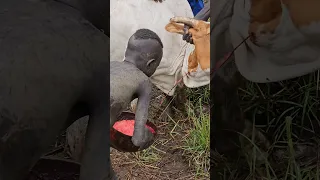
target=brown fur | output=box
[165,19,210,72]
[249,0,320,38]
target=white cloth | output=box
[110,0,210,96]
[213,0,320,83]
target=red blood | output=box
[146,125,156,134]
[113,120,156,136]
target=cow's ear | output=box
[165,22,184,35]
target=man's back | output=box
[110,61,149,120]
[110,0,193,95]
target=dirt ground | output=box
[34,85,208,180]
[212,73,320,179]
[111,86,208,180]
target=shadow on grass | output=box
[213,71,320,180]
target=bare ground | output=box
[38,85,209,180]
[111,86,209,180]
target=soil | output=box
[27,85,207,180]
[110,86,207,180]
[26,157,80,180]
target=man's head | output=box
[124,29,163,77]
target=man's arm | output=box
[131,80,153,149]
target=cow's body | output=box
[0,1,111,179]
[110,0,194,95]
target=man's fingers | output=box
[183,34,187,41]
[183,24,190,40]
[183,24,190,34]
[170,17,198,27]
[183,25,194,44]
[140,129,154,150]
[131,127,144,147]
[189,37,194,44]
[186,34,192,43]
[186,35,191,42]
[184,34,194,44]
[132,126,154,148]
[183,34,193,42]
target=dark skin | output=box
[60,0,175,35]
[0,0,112,180]
[58,0,109,36]
[110,32,163,149]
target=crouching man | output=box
[110,28,163,179]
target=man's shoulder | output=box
[110,61,131,73]
[110,61,123,67]
[110,62,148,79]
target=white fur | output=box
[228,0,320,82]
[110,0,209,95]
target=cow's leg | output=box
[211,59,245,178]
[0,130,45,180]
[0,114,66,180]
[79,71,115,180]
[80,106,115,180]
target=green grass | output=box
[183,85,210,178]
[132,146,162,165]
[185,85,210,105]
[214,71,320,180]
[171,14,211,176]
[112,85,210,179]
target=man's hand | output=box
[132,81,153,150]
[131,125,154,149]
[183,25,194,44]
[166,16,210,71]
[182,0,210,44]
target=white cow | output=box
[212,0,320,83]
[110,0,210,97]
[211,0,320,170]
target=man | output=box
[110,29,163,178]
[111,0,210,119]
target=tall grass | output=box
[214,71,320,180]
[183,85,210,178]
